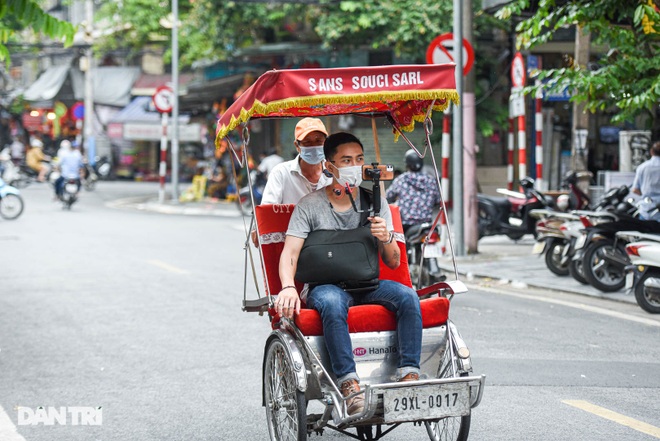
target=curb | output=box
[106,196,242,218]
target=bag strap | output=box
[359,187,372,227]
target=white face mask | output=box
[333,164,363,188]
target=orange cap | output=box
[294,118,328,142]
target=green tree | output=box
[497,0,660,129]
[0,0,76,65]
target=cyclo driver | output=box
[275,132,423,416]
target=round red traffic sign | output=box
[426,33,475,76]
[511,52,526,87]
[152,85,174,113]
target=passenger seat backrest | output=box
[255,204,297,296]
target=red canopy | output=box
[215,63,458,147]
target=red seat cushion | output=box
[271,296,449,336]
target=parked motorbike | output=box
[530,210,580,276]
[81,162,98,191]
[579,201,660,293]
[60,178,81,210]
[237,169,265,216]
[404,222,446,289]
[621,231,660,314]
[94,155,112,180]
[0,176,25,220]
[478,177,553,241]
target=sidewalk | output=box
[108,194,635,304]
[440,235,635,305]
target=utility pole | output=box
[452,0,465,256]
[83,0,94,162]
[571,25,590,172]
[171,0,180,201]
[462,0,478,254]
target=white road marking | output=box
[470,283,660,327]
[146,259,190,275]
[563,400,660,438]
[0,405,27,441]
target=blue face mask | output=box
[299,145,325,165]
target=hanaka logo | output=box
[17,406,103,426]
[353,347,367,356]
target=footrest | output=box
[243,297,270,313]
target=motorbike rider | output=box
[632,140,660,220]
[54,140,83,199]
[386,149,440,233]
[25,138,51,182]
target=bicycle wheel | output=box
[0,194,24,220]
[264,338,307,441]
[425,339,471,441]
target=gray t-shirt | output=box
[287,188,394,239]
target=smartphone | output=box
[362,163,395,181]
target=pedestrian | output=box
[632,140,660,220]
[275,132,423,416]
[257,148,284,179]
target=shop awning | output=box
[71,66,141,107]
[23,65,70,102]
[109,96,190,124]
[130,73,195,96]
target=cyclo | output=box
[215,63,485,441]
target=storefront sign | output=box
[122,123,202,142]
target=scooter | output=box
[621,231,660,314]
[404,222,446,289]
[478,176,553,241]
[81,162,98,191]
[579,200,660,293]
[60,178,81,210]
[0,176,25,220]
[94,155,112,180]
[237,169,265,216]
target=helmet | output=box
[60,140,72,150]
[404,149,423,172]
[556,194,570,211]
[520,177,535,189]
[30,138,43,148]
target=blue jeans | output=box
[306,280,422,384]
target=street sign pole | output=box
[171,0,180,202]
[158,112,169,203]
[452,0,464,256]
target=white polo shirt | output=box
[261,155,333,205]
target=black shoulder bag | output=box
[294,188,380,294]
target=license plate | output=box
[382,382,470,423]
[65,183,78,193]
[625,271,634,290]
[532,241,545,255]
[423,243,443,258]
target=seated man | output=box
[275,132,423,416]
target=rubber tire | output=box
[634,270,660,314]
[506,231,525,241]
[264,338,307,441]
[0,194,24,220]
[568,258,589,285]
[477,206,492,239]
[424,340,471,441]
[544,240,570,276]
[582,239,627,292]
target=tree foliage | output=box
[0,0,76,64]
[496,0,660,126]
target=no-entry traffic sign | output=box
[511,52,526,88]
[426,33,475,76]
[152,85,174,114]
